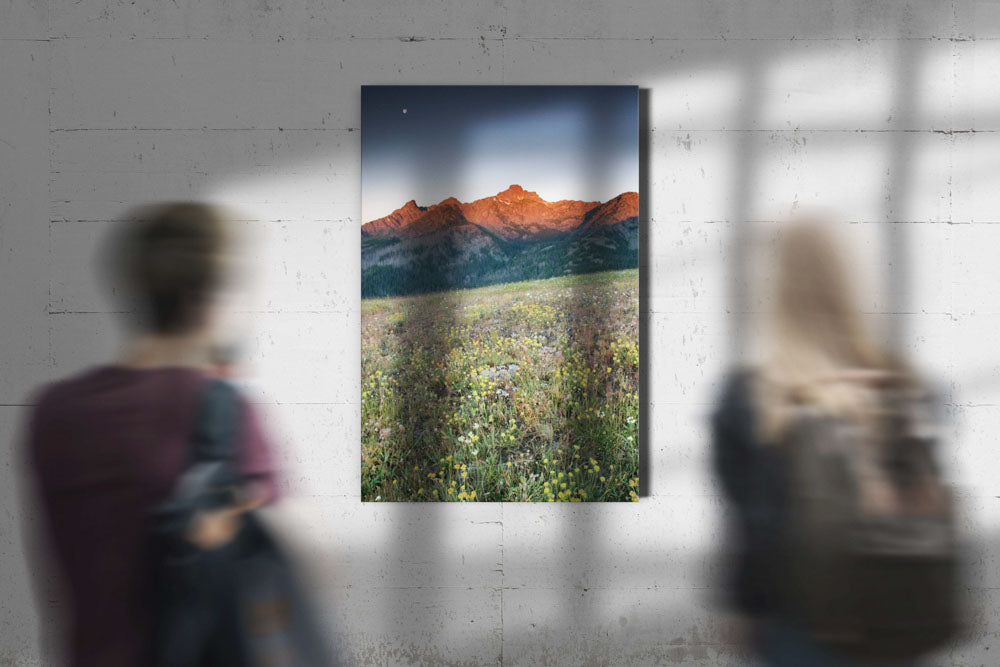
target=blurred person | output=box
[711,219,961,666]
[19,203,282,666]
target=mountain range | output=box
[362,185,638,298]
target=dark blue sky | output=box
[361,85,638,222]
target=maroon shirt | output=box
[24,365,280,667]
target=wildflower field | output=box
[361,268,639,502]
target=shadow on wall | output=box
[637,88,651,498]
[378,107,465,656]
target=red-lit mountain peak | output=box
[580,191,639,230]
[360,199,426,236]
[404,197,469,235]
[496,183,540,200]
[460,186,596,240]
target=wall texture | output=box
[2,1,999,664]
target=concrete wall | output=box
[2,1,999,664]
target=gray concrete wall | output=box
[2,1,999,664]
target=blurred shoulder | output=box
[20,367,115,465]
[902,369,949,425]
[715,366,759,412]
[26,366,108,414]
[711,366,764,449]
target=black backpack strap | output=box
[150,379,248,666]
[190,378,243,465]
[160,379,244,518]
[190,378,244,508]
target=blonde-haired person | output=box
[711,219,938,666]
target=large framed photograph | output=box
[361,85,639,502]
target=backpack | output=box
[149,378,338,666]
[779,379,962,662]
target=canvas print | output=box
[361,85,639,502]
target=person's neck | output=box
[119,331,210,370]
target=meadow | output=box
[361,269,639,502]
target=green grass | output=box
[362,269,639,502]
